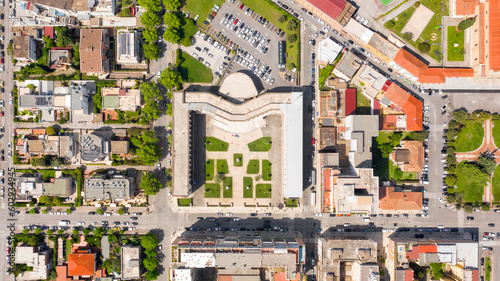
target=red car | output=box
[233,19,239,25]
[0,58,4,64]
[0,111,4,117]
[212,12,217,16]
[239,4,244,9]
[312,138,315,144]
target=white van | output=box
[361,218,370,222]
[59,220,70,226]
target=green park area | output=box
[205,137,229,151]
[248,137,272,151]
[233,154,243,167]
[262,160,272,181]
[492,120,500,147]
[447,26,465,61]
[217,159,229,174]
[243,177,253,198]
[247,160,260,174]
[177,50,213,83]
[205,183,221,198]
[222,177,233,198]
[284,198,298,207]
[492,165,500,202]
[381,0,395,5]
[177,198,193,207]
[256,184,272,198]
[183,0,224,28]
[454,120,484,152]
[485,257,491,281]
[384,0,448,62]
[205,160,214,180]
[454,161,487,203]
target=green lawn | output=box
[247,160,260,174]
[177,50,213,83]
[177,198,193,206]
[262,160,272,181]
[447,26,465,61]
[205,160,214,180]
[222,177,233,198]
[205,137,229,151]
[492,165,500,202]
[217,159,229,174]
[381,0,395,5]
[455,162,486,202]
[319,64,335,89]
[454,121,484,152]
[384,0,448,62]
[204,183,221,198]
[485,257,491,281]
[256,184,272,198]
[233,154,243,167]
[248,137,272,151]
[65,240,73,260]
[356,89,370,115]
[243,177,253,198]
[492,120,500,148]
[183,0,225,27]
[284,198,298,207]
[240,0,300,70]
[389,160,418,181]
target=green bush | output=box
[403,32,413,41]
[418,42,430,53]
[458,18,476,31]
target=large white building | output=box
[116,29,139,64]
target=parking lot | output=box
[203,1,294,88]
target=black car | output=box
[203,21,209,25]
[113,221,120,225]
[130,217,138,221]
[0,156,4,161]
[1,51,5,57]
[88,212,96,215]
[0,14,3,20]
[466,217,474,220]
[0,26,3,32]
[0,178,4,184]
[489,223,495,227]
[195,47,201,51]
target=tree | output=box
[453,109,469,122]
[144,257,159,271]
[143,28,159,43]
[140,172,162,195]
[66,208,73,214]
[139,82,163,125]
[27,236,39,246]
[159,68,183,90]
[82,228,90,236]
[102,259,111,272]
[57,229,64,235]
[163,27,181,44]
[445,175,457,186]
[393,167,403,180]
[164,12,183,29]
[117,207,126,215]
[29,209,37,214]
[145,269,160,280]
[379,143,394,158]
[72,43,80,66]
[138,0,162,12]
[458,18,476,31]
[22,229,30,234]
[402,32,413,41]
[72,229,79,235]
[131,131,161,165]
[460,162,490,188]
[42,208,48,214]
[143,43,160,61]
[385,20,395,29]
[446,129,459,139]
[31,157,43,167]
[287,33,297,43]
[418,42,430,53]
[409,131,428,142]
[448,120,460,130]
[478,154,496,174]
[482,203,491,211]
[46,126,57,136]
[141,233,159,250]
[278,15,288,23]
[93,227,104,237]
[163,0,181,11]
[55,26,74,47]
[47,229,54,235]
[287,20,298,31]
[165,103,172,116]
[180,36,192,47]
[96,208,104,215]
[472,110,491,121]
[141,10,161,27]
[463,204,474,213]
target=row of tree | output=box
[139,0,163,60]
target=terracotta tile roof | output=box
[379,187,423,210]
[80,29,108,74]
[307,0,347,20]
[44,26,54,39]
[391,140,424,172]
[490,0,500,71]
[382,115,398,130]
[405,270,414,281]
[345,88,357,116]
[393,49,428,78]
[67,253,95,277]
[419,245,437,253]
[56,266,68,281]
[383,84,423,131]
[455,0,478,15]
[419,67,475,83]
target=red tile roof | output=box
[345,88,356,116]
[393,49,428,78]
[419,245,438,253]
[490,0,500,71]
[383,84,423,131]
[44,26,54,39]
[379,187,423,210]
[405,269,414,281]
[56,266,68,281]
[455,0,479,15]
[419,67,475,83]
[382,115,398,130]
[67,253,95,277]
[307,0,347,20]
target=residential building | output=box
[12,1,78,26]
[385,233,479,281]
[379,186,422,211]
[317,237,379,281]
[116,29,139,64]
[48,48,72,71]
[344,115,379,169]
[15,176,43,201]
[84,173,133,201]
[80,133,108,162]
[380,83,423,131]
[15,173,73,201]
[318,37,344,64]
[13,35,37,62]
[390,140,424,172]
[43,177,73,198]
[121,245,141,280]
[67,251,96,278]
[333,51,363,81]
[70,81,96,118]
[301,0,355,26]
[80,29,110,75]
[20,135,75,158]
[14,246,51,280]
[171,236,305,281]
[101,87,141,112]
[333,168,379,215]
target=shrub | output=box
[278,15,287,23]
[402,32,413,41]
[413,1,420,7]
[418,42,430,53]
[287,20,298,31]
[458,18,476,31]
[287,34,297,43]
[385,20,395,29]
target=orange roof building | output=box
[489,0,500,72]
[454,0,479,16]
[382,84,423,131]
[390,140,425,172]
[392,49,428,79]
[67,252,96,277]
[379,187,423,211]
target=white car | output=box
[78,222,85,226]
[361,218,370,222]
[0,169,3,176]
[225,213,233,216]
